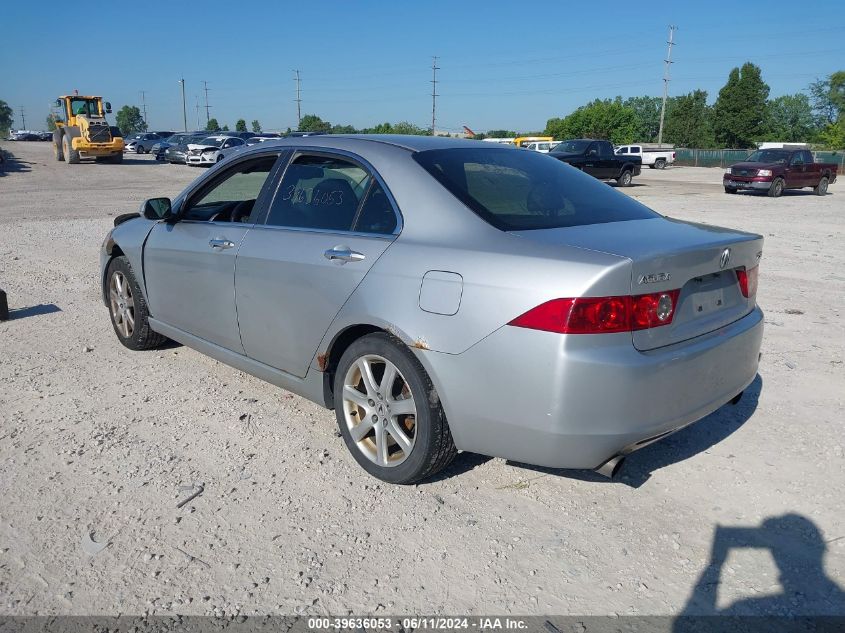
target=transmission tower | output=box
[430,56,440,135]
[657,25,677,146]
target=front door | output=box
[236,151,400,378]
[143,153,283,352]
[785,152,807,188]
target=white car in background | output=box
[524,141,553,153]
[186,135,246,166]
[615,144,676,169]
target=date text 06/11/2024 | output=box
[307,617,530,630]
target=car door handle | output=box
[209,239,235,250]
[324,247,365,263]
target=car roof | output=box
[249,134,490,154]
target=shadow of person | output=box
[505,375,762,488]
[674,514,845,631]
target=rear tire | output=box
[616,169,633,187]
[63,134,80,164]
[767,177,784,198]
[814,176,829,196]
[53,130,65,161]
[135,145,144,154]
[333,333,457,484]
[106,256,168,351]
[655,158,666,169]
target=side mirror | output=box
[105,102,112,114]
[141,197,173,220]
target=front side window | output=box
[552,140,591,155]
[265,155,372,231]
[413,147,659,231]
[746,150,790,164]
[182,155,279,222]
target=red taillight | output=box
[509,290,680,335]
[736,266,759,298]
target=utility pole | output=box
[179,78,188,132]
[293,70,302,128]
[195,96,201,130]
[657,25,677,146]
[430,56,440,136]
[202,81,211,123]
[18,106,26,130]
[139,91,147,128]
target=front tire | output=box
[334,333,457,484]
[767,177,784,198]
[106,256,167,350]
[814,176,829,196]
[724,187,737,194]
[63,134,80,164]
[616,169,633,187]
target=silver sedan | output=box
[99,135,763,484]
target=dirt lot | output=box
[1,141,843,618]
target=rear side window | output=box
[266,154,372,231]
[413,147,659,231]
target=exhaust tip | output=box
[595,455,625,479]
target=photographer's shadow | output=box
[674,514,845,630]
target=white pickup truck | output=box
[615,144,676,169]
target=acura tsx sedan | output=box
[100,135,763,484]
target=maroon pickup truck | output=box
[723,148,837,197]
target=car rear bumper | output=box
[420,306,764,470]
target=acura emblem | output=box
[719,248,731,269]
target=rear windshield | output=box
[413,147,659,231]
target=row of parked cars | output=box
[126,131,285,165]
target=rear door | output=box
[143,151,285,352]
[235,150,400,377]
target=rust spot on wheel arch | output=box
[412,338,430,350]
[316,352,329,371]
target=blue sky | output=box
[2,1,843,133]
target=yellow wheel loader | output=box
[53,94,124,164]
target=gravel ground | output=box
[1,142,843,618]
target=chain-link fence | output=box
[675,148,845,168]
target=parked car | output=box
[246,134,282,145]
[549,139,642,186]
[9,130,40,141]
[124,132,170,154]
[164,134,208,164]
[524,141,553,153]
[186,135,246,166]
[615,144,675,169]
[151,133,196,161]
[724,148,838,197]
[100,136,763,484]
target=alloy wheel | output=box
[109,271,135,338]
[341,354,417,467]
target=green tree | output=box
[222,124,230,131]
[817,119,845,148]
[809,71,845,125]
[115,105,148,136]
[251,119,262,133]
[663,90,716,148]
[205,118,220,131]
[331,124,358,134]
[623,96,663,142]
[763,94,816,141]
[46,114,58,131]
[545,98,638,144]
[391,121,429,135]
[235,119,247,132]
[713,63,770,147]
[0,100,12,135]
[298,114,331,132]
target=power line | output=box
[293,70,302,128]
[431,56,439,135]
[202,81,212,123]
[657,25,677,146]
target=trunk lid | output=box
[512,218,763,350]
